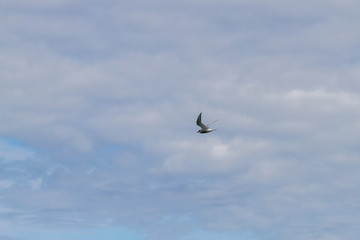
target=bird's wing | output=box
[206,119,219,127]
[196,112,207,129]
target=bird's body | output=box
[196,112,218,134]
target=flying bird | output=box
[196,112,218,134]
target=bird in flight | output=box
[196,112,218,134]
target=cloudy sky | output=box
[1,0,360,239]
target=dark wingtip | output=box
[196,112,202,125]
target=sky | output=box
[1,0,360,239]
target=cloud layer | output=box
[1,0,360,239]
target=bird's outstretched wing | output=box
[196,112,207,129]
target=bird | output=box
[196,112,218,134]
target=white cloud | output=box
[1,0,360,239]
[0,140,34,162]
[0,180,14,189]
[29,178,43,190]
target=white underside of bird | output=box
[196,112,218,134]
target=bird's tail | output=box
[206,119,219,126]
